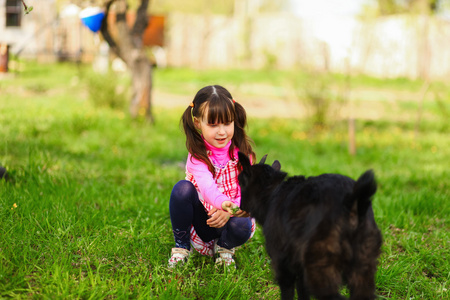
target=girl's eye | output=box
[207,122,232,127]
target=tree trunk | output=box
[101,0,154,122]
[129,50,153,120]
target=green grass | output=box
[1,61,449,299]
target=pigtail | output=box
[181,106,200,149]
[233,102,256,163]
[181,103,215,174]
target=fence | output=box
[5,10,450,80]
[166,13,450,80]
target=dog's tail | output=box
[354,169,377,219]
[345,170,377,220]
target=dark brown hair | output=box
[181,85,255,175]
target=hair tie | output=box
[189,102,194,107]
[232,99,236,103]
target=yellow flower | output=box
[11,203,17,209]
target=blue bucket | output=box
[80,7,105,33]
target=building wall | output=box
[0,0,57,60]
[166,13,450,80]
[2,4,450,80]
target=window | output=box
[6,0,22,27]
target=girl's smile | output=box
[194,110,234,149]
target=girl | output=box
[168,85,256,268]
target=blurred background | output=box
[2,0,450,123]
[1,2,449,298]
[2,0,450,78]
[1,0,449,129]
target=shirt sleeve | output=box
[186,154,230,210]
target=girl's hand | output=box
[221,201,250,217]
[221,201,237,214]
[233,209,250,218]
[207,208,231,228]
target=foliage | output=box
[149,0,289,15]
[20,0,33,14]
[287,69,349,128]
[85,71,129,110]
[374,0,438,15]
[0,61,449,299]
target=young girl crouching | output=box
[168,85,256,268]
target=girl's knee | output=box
[232,217,252,228]
[228,217,252,239]
[174,180,195,190]
[171,180,196,200]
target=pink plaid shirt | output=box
[185,145,256,256]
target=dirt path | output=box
[153,88,405,121]
[153,89,307,119]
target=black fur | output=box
[0,166,7,180]
[238,152,382,300]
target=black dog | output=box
[0,166,7,180]
[238,152,382,300]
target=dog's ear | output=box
[238,152,251,170]
[238,152,252,187]
[259,154,268,165]
[272,160,281,172]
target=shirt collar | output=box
[203,137,231,157]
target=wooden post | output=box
[414,81,430,140]
[343,54,356,156]
[348,118,356,156]
[0,44,9,73]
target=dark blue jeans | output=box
[169,180,252,251]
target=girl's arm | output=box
[186,155,230,210]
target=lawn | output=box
[0,61,449,299]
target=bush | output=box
[86,71,128,110]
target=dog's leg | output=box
[305,248,350,300]
[305,265,347,300]
[274,262,296,300]
[278,277,296,300]
[304,243,346,300]
[347,246,381,299]
[347,255,378,300]
[347,269,376,300]
[296,270,310,300]
[347,210,382,300]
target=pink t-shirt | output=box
[185,139,241,210]
[185,140,257,257]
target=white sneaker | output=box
[168,248,190,268]
[214,241,236,268]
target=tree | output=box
[376,0,438,15]
[96,0,292,122]
[101,0,154,122]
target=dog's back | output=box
[266,172,381,300]
[238,153,382,300]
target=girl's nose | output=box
[218,125,226,135]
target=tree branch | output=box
[131,0,149,39]
[21,0,33,14]
[100,0,125,61]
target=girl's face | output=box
[195,107,234,149]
